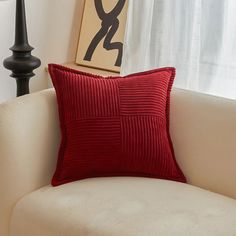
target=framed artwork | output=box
[76,0,128,73]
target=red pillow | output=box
[49,64,186,186]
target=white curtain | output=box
[121,0,236,99]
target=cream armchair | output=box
[1,88,236,236]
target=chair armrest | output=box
[0,89,60,236]
[170,88,236,200]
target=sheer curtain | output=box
[121,0,236,99]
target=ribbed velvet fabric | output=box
[49,64,186,186]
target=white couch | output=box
[1,88,236,236]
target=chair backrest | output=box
[1,87,236,236]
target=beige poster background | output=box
[76,0,128,73]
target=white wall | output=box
[0,0,84,102]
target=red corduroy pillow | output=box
[49,64,186,186]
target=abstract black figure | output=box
[84,0,126,67]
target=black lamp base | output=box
[3,0,41,97]
[16,78,30,97]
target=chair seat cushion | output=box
[10,177,236,236]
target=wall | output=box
[0,0,84,102]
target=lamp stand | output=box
[3,0,41,97]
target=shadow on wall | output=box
[26,0,85,92]
[0,0,16,102]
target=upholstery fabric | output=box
[170,89,236,199]
[49,64,186,186]
[0,89,60,236]
[10,177,236,236]
[2,88,236,236]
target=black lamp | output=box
[3,0,41,97]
